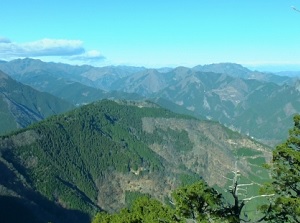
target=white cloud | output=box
[0,37,105,62]
[0,38,85,58]
[69,50,105,62]
[22,39,85,56]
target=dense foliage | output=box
[261,114,300,222]
[92,196,181,223]
[92,180,226,223]
[172,180,225,222]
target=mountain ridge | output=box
[0,100,271,221]
[0,58,299,145]
[0,69,74,135]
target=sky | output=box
[1,0,300,71]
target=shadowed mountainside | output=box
[0,70,74,135]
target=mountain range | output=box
[0,58,299,145]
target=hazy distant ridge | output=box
[0,58,299,144]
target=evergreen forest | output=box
[0,100,298,223]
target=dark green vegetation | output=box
[0,100,270,222]
[260,114,300,222]
[91,178,264,223]
[0,70,74,135]
[92,196,181,223]
[1,59,299,145]
[92,180,225,223]
[91,114,300,223]
[0,152,90,223]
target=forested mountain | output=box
[0,100,270,222]
[109,67,299,144]
[0,58,299,145]
[91,114,300,222]
[0,70,74,135]
[150,71,300,145]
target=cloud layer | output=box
[0,37,105,63]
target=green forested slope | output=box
[0,70,74,135]
[0,100,270,222]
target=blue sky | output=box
[1,0,300,71]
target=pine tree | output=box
[172,180,224,222]
[262,114,300,222]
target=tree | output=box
[91,180,228,223]
[92,196,182,223]
[91,176,270,223]
[262,114,300,222]
[223,162,274,223]
[172,180,227,222]
[223,163,253,223]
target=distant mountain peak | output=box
[193,63,251,78]
[172,66,191,75]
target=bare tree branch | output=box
[242,194,274,202]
